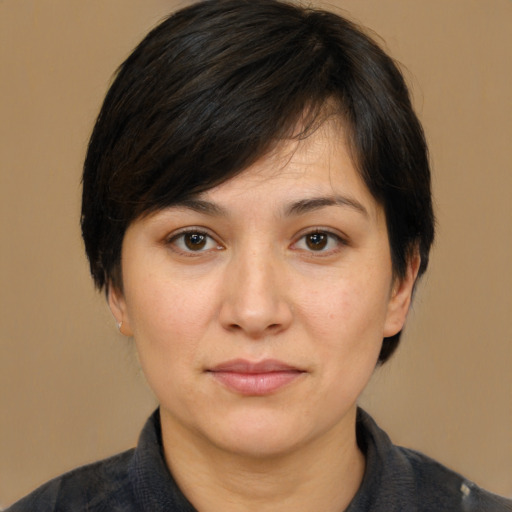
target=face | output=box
[110,125,418,459]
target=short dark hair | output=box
[81,0,434,363]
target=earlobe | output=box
[108,284,134,337]
[383,251,421,338]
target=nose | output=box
[218,247,293,339]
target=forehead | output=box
[193,123,381,221]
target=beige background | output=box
[1,0,511,506]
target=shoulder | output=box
[351,409,512,512]
[5,409,194,512]
[395,446,512,511]
[5,449,137,512]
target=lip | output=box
[207,359,306,396]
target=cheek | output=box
[290,277,389,423]
[123,271,222,383]
[125,275,218,408]
[126,269,217,333]
[295,270,391,355]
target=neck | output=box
[160,406,365,512]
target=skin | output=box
[109,124,419,511]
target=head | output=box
[81,0,434,364]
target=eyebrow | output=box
[171,195,368,218]
[283,196,369,217]
[173,198,228,216]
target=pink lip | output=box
[208,359,305,396]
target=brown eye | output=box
[169,230,221,253]
[292,230,345,254]
[305,232,328,250]
[184,232,207,250]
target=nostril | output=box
[219,290,293,337]
[225,322,282,336]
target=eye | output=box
[293,230,345,253]
[168,230,223,253]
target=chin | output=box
[203,409,317,459]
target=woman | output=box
[7,1,511,510]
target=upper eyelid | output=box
[166,226,217,241]
[164,226,349,247]
[293,227,349,243]
[290,229,349,254]
[165,230,223,255]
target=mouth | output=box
[207,359,306,396]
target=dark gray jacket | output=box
[7,409,511,511]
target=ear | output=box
[383,250,421,338]
[107,284,134,337]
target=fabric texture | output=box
[7,409,511,511]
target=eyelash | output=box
[166,229,224,255]
[291,229,348,255]
[165,228,348,256]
